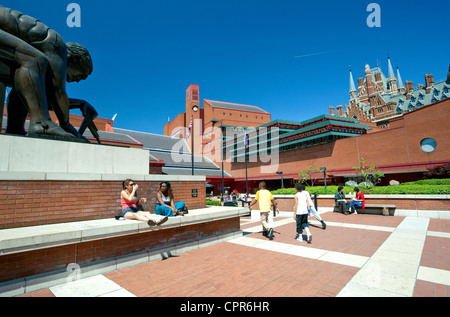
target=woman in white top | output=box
[155,181,185,217]
[293,183,312,243]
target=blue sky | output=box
[4,0,449,135]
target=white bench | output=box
[0,206,248,256]
[0,206,248,296]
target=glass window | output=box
[420,138,437,153]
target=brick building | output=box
[3,63,449,195]
[227,97,450,193]
[330,59,450,128]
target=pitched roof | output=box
[204,100,270,114]
[113,127,190,153]
[113,127,227,177]
[391,81,450,113]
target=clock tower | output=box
[186,84,200,128]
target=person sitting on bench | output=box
[155,181,186,217]
[348,187,365,214]
[335,186,349,215]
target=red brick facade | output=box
[228,98,450,192]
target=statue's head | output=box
[66,42,93,82]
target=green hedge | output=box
[271,182,450,195]
[403,179,450,186]
[206,199,222,206]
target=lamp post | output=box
[319,167,327,190]
[276,171,284,188]
[191,106,199,176]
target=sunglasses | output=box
[128,183,135,186]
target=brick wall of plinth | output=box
[0,180,206,229]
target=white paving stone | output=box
[338,217,430,297]
[417,266,450,286]
[50,274,131,297]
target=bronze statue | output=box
[0,5,99,142]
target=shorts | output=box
[122,207,139,217]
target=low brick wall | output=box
[0,217,238,284]
[270,194,450,212]
[0,175,206,229]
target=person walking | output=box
[248,182,279,240]
[303,185,326,229]
[294,183,312,243]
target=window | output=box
[420,138,437,153]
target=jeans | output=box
[348,200,362,211]
[155,201,185,217]
[336,201,349,213]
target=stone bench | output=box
[0,206,248,296]
[333,203,396,216]
[356,204,397,216]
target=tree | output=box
[423,163,450,179]
[352,158,384,188]
[297,164,327,187]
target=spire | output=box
[349,65,357,100]
[349,65,356,91]
[387,55,395,79]
[396,66,404,88]
[386,53,397,93]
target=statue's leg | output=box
[0,30,72,138]
[0,82,5,133]
[5,88,27,135]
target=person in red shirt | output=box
[349,187,365,214]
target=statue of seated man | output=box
[0,5,94,139]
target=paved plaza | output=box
[20,211,449,298]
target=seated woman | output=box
[155,181,185,217]
[348,187,365,214]
[334,186,349,215]
[121,179,168,226]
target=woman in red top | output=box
[121,179,168,226]
[349,187,365,214]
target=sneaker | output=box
[296,236,303,242]
[307,234,312,243]
[321,220,327,230]
[268,228,274,240]
[157,216,168,226]
[147,219,157,226]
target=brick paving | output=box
[18,212,450,297]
